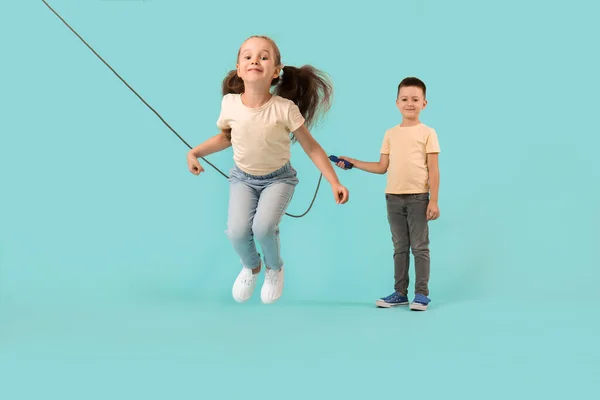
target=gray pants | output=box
[385,193,431,296]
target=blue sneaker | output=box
[376,292,409,308]
[410,294,431,311]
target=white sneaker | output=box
[261,266,284,304]
[232,267,258,303]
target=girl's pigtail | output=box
[222,69,244,96]
[274,65,333,139]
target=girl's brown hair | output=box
[221,35,333,141]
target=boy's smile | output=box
[396,86,427,121]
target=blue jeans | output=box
[225,162,299,270]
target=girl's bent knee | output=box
[252,221,279,242]
[226,225,252,243]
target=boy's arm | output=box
[426,153,440,220]
[427,153,440,203]
[337,154,389,174]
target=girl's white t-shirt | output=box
[216,93,305,176]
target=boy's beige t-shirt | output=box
[216,94,305,176]
[380,123,440,194]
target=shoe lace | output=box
[265,269,280,285]
[239,269,255,285]
[384,292,401,301]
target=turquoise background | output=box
[1,0,599,398]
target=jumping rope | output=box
[41,0,326,218]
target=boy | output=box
[335,77,440,311]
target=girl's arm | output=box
[293,124,349,204]
[186,130,232,175]
[293,125,342,185]
[188,129,232,158]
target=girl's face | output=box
[396,86,427,120]
[236,37,281,85]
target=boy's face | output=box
[396,86,427,120]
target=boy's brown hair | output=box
[397,77,426,98]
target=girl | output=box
[186,35,349,304]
